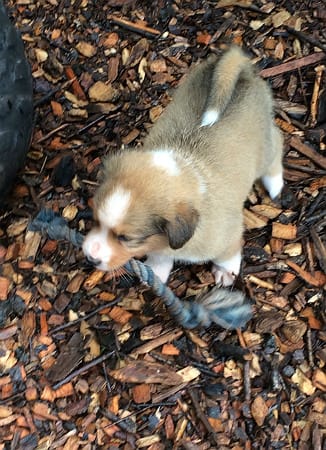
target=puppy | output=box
[83,46,283,285]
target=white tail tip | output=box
[200,109,220,127]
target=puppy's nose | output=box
[86,255,101,266]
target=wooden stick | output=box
[286,259,326,287]
[286,27,326,53]
[289,136,326,170]
[259,52,326,78]
[188,389,220,447]
[310,226,326,273]
[310,65,325,126]
[107,15,161,38]
[65,66,87,101]
[52,351,115,389]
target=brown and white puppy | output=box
[83,46,283,285]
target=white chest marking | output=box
[151,149,180,176]
[98,186,131,228]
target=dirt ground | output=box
[0,0,325,449]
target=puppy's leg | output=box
[145,253,174,283]
[212,250,242,286]
[262,126,284,199]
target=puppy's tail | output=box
[200,46,253,127]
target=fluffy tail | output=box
[200,46,253,127]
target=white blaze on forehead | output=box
[98,186,131,228]
[151,149,180,176]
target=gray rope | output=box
[29,208,252,329]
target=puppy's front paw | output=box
[144,254,174,283]
[212,264,236,286]
[212,251,241,286]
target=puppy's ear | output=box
[153,203,199,250]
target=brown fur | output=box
[84,46,283,281]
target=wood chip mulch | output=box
[0,1,325,449]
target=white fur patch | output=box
[151,149,180,176]
[212,251,241,286]
[218,251,242,274]
[145,253,174,283]
[83,228,112,270]
[200,109,220,127]
[98,186,131,228]
[262,173,284,199]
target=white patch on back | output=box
[151,149,180,176]
[200,109,220,127]
[98,186,131,228]
[262,173,284,199]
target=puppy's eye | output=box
[117,234,131,243]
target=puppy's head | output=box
[82,151,200,272]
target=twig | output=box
[271,354,282,391]
[286,259,325,287]
[102,402,176,429]
[188,388,220,447]
[310,226,326,273]
[289,136,326,170]
[49,299,121,334]
[259,52,326,78]
[35,123,70,144]
[243,360,251,402]
[306,327,314,368]
[284,162,326,175]
[65,66,87,100]
[215,2,268,15]
[107,15,161,38]
[34,78,75,108]
[286,26,326,53]
[100,408,137,434]
[52,351,115,389]
[66,114,106,139]
[310,65,325,126]
[152,382,188,403]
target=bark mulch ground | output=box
[0,1,325,449]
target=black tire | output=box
[0,0,33,202]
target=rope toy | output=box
[29,208,252,329]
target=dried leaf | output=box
[88,81,120,102]
[272,223,297,239]
[312,368,326,391]
[110,360,183,385]
[76,41,97,58]
[291,368,316,395]
[177,366,200,382]
[251,395,268,426]
[132,383,151,403]
[126,38,149,67]
[272,9,291,28]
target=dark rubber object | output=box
[0,1,33,202]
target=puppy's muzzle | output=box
[86,255,101,266]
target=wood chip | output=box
[272,223,297,240]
